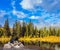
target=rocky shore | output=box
[3,41,24,48]
[3,41,55,50]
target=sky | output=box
[0,0,60,28]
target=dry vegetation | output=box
[0,36,59,43]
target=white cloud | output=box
[20,0,60,13]
[29,16,40,19]
[33,11,60,29]
[29,12,60,29]
[12,9,27,18]
[10,0,60,28]
[51,0,60,7]
[16,12,27,18]
[20,0,34,10]
[0,10,7,17]
[11,1,27,18]
[0,10,12,19]
[20,0,42,10]
[11,1,16,9]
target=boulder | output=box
[13,45,20,48]
[4,43,11,48]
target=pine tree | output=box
[4,19,11,36]
[0,28,3,37]
[12,20,21,38]
[39,29,44,37]
[28,20,34,37]
[16,21,21,37]
[24,25,28,37]
[22,21,26,37]
[12,23,16,37]
[43,27,49,37]
[34,27,38,37]
[49,27,56,36]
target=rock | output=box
[13,42,24,48]
[4,43,11,48]
[19,43,24,48]
[18,42,24,48]
[55,45,58,50]
[3,41,24,49]
[13,45,20,48]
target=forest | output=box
[0,19,60,48]
[0,19,60,38]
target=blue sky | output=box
[0,0,60,28]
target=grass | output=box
[0,36,59,43]
[19,36,60,43]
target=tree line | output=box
[0,19,60,38]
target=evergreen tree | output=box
[49,27,56,36]
[39,29,44,37]
[34,27,38,37]
[12,20,21,38]
[43,27,49,37]
[56,28,60,36]
[4,19,11,36]
[16,21,21,37]
[22,21,26,37]
[12,23,16,37]
[0,28,3,37]
[28,20,34,37]
[24,25,28,37]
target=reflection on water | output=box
[21,41,60,50]
[0,40,60,50]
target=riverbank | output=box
[0,46,55,50]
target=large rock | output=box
[19,43,24,48]
[4,43,11,48]
[13,45,20,48]
[18,42,24,48]
[3,41,24,48]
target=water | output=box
[21,41,60,50]
[2,47,40,50]
[1,41,60,50]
